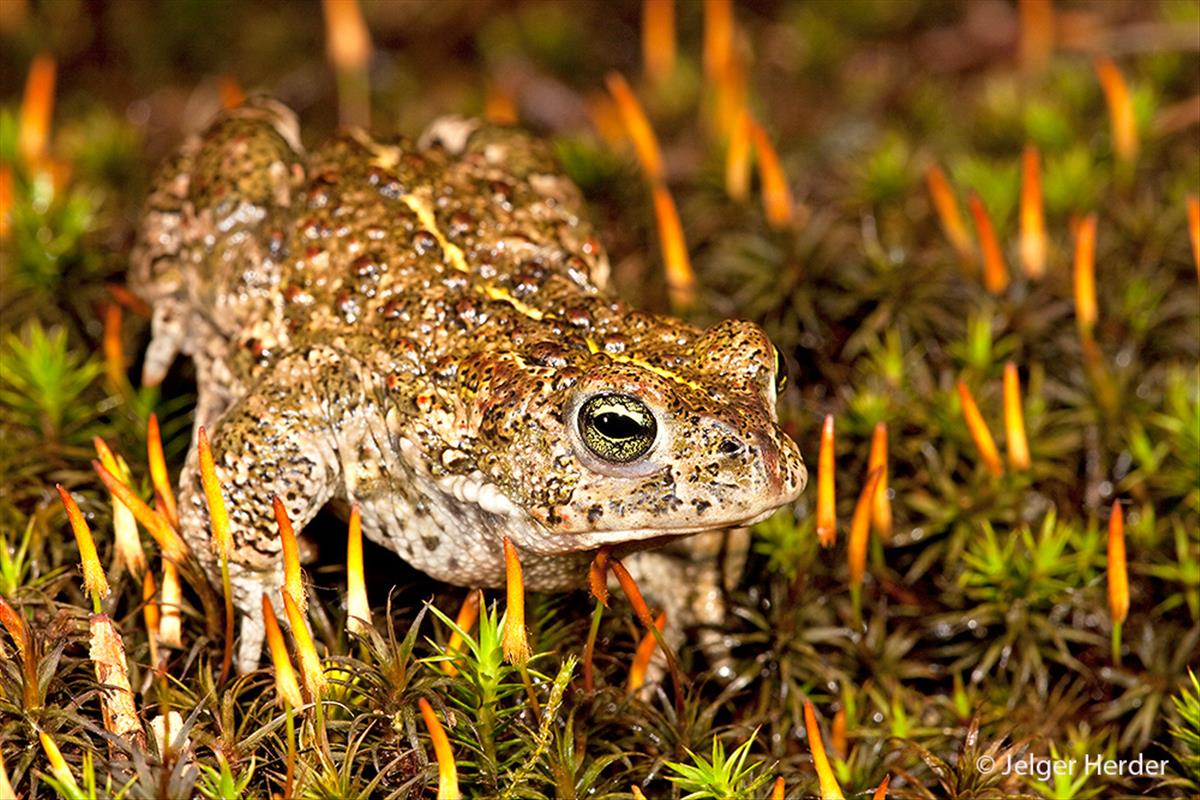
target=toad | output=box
[131,98,806,670]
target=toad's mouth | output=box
[435,473,787,544]
[558,507,780,548]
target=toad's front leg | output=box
[176,349,350,673]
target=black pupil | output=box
[579,394,657,463]
[595,411,644,439]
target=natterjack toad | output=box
[132,99,806,670]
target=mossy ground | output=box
[1,2,1198,798]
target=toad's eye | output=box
[772,344,788,393]
[578,393,658,464]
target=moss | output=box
[1,1,1198,797]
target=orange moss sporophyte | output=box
[38,730,78,794]
[1187,194,1199,278]
[273,496,307,614]
[57,484,109,608]
[0,167,12,240]
[283,589,326,698]
[483,80,518,125]
[583,90,625,147]
[94,436,147,578]
[323,0,371,72]
[1095,57,1139,163]
[1019,144,1047,279]
[651,184,696,310]
[725,110,752,202]
[605,70,696,310]
[218,73,245,110]
[968,193,1009,294]
[501,536,531,666]
[1,596,38,710]
[612,555,687,704]
[1003,362,1031,471]
[830,707,847,758]
[102,302,126,393]
[142,570,160,666]
[19,53,55,166]
[710,45,746,140]
[90,436,121,482]
[804,701,845,800]
[321,0,371,128]
[816,414,837,547]
[1073,213,1099,336]
[198,426,236,682]
[1108,500,1129,664]
[147,413,179,528]
[605,71,664,183]
[141,571,159,631]
[873,774,892,799]
[748,116,796,229]
[159,559,182,648]
[0,596,28,659]
[703,0,733,80]
[956,380,1004,477]
[443,588,482,677]
[610,557,655,629]
[93,457,189,563]
[848,468,883,593]
[197,427,231,560]
[642,0,676,84]
[1017,0,1054,73]
[419,697,460,799]
[589,547,610,606]
[345,504,372,635]
[702,0,742,137]
[585,548,611,691]
[106,283,152,319]
[771,776,785,800]
[1107,502,1129,622]
[627,611,666,692]
[867,422,892,539]
[925,164,974,265]
[263,595,304,710]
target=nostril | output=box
[718,438,744,456]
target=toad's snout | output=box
[749,427,806,506]
[708,414,805,503]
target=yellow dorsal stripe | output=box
[483,286,547,321]
[400,192,697,394]
[400,193,470,274]
[585,337,703,391]
[400,193,552,324]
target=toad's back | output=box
[133,102,618,414]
